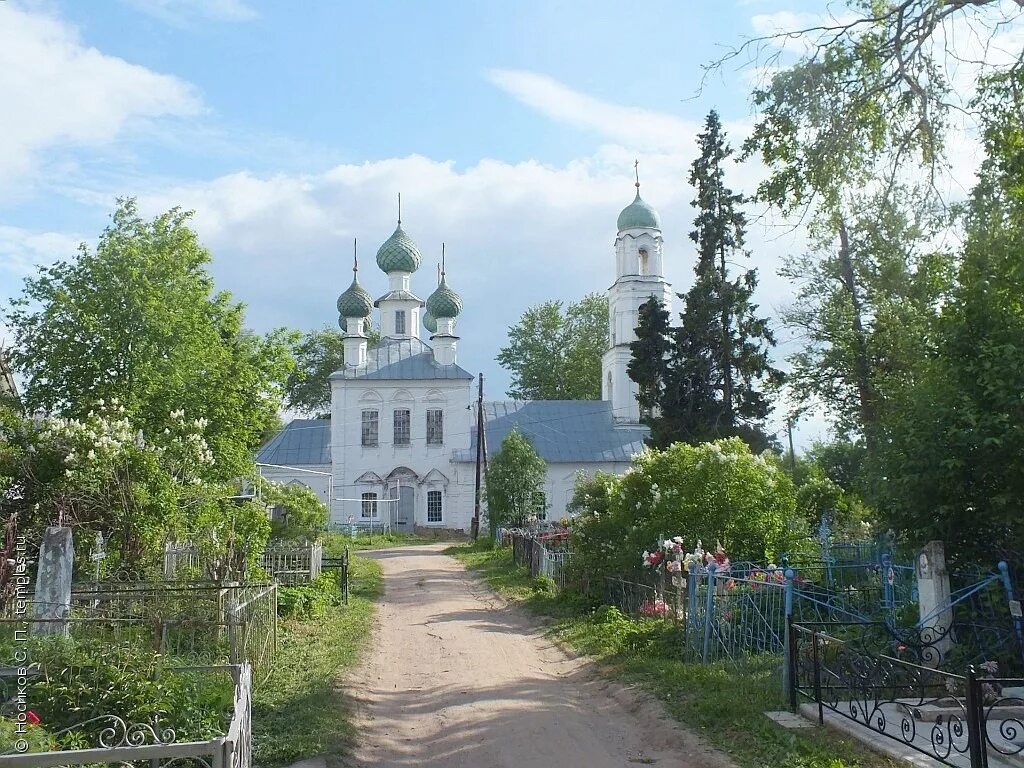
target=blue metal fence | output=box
[684,565,793,664]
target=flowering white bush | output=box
[4,400,266,575]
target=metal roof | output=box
[328,337,474,381]
[256,419,330,466]
[373,288,424,306]
[257,401,649,468]
[453,400,649,464]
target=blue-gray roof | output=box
[328,337,474,381]
[256,419,330,466]
[454,400,649,463]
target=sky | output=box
[0,0,958,450]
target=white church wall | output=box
[452,459,633,530]
[330,376,473,529]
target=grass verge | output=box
[446,542,899,768]
[252,554,382,768]
[324,530,440,553]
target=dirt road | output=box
[346,544,732,768]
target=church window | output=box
[361,492,378,518]
[361,410,379,447]
[426,409,444,445]
[395,310,406,335]
[638,248,649,275]
[393,408,411,445]
[427,490,443,523]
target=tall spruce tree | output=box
[627,298,674,445]
[630,110,780,450]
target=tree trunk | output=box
[836,218,875,427]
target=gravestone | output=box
[916,540,953,664]
[31,526,74,636]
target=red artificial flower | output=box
[25,711,40,725]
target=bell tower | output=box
[601,167,673,424]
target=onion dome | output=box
[422,309,438,334]
[337,247,373,322]
[376,223,422,274]
[617,189,660,231]
[426,260,463,320]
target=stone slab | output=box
[765,710,814,729]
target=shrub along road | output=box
[346,543,733,768]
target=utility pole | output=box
[787,417,796,476]
[471,373,484,541]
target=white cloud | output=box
[0,4,201,199]
[123,0,258,24]
[0,60,822,447]
[0,225,85,352]
[0,226,84,280]
[488,69,699,153]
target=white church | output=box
[257,181,673,533]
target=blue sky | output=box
[1,0,837,445]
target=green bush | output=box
[570,439,803,583]
[530,575,557,596]
[262,480,328,541]
[14,637,233,749]
[277,572,343,620]
[0,717,57,752]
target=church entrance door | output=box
[392,484,415,533]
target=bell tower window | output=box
[395,310,406,335]
[638,248,649,276]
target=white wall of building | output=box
[330,376,473,530]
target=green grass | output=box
[324,530,440,553]
[446,542,899,768]
[252,554,382,767]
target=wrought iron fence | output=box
[322,548,350,605]
[0,582,278,681]
[789,622,1024,767]
[507,530,574,589]
[260,540,322,585]
[686,568,791,664]
[0,663,252,768]
[163,540,323,585]
[603,576,684,622]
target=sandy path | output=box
[345,544,733,768]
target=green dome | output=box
[376,224,422,273]
[426,275,463,319]
[617,190,661,231]
[337,276,373,320]
[422,309,438,334]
